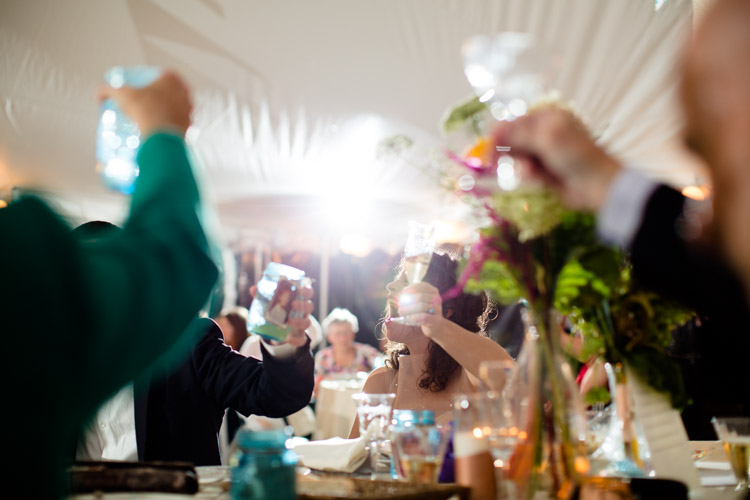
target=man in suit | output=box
[0,72,218,498]
[78,316,314,465]
[75,221,315,465]
[489,0,750,433]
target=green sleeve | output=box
[77,132,218,403]
[0,132,217,499]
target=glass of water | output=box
[352,393,396,480]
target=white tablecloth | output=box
[313,378,365,441]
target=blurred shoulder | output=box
[362,366,393,393]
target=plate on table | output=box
[195,465,231,485]
[297,473,469,500]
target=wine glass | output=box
[712,417,750,491]
[352,393,396,480]
[478,359,516,394]
[403,221,436,284]
[391,221,436,325]
[461,33,556,190]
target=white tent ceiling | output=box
[0,0,708,252]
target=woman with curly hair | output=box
[349,250,513,436]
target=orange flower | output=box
[463,137,493,167]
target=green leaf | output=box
[584,387,611,406]
[440,95,489,134]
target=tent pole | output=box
[319,237,330,345]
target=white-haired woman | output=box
[314,308,381,395]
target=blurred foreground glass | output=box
[478,359,515,393]
[352,393,395,480]
[391,221,436,325]
[231,427,296,500]
[453,393,497,499]
[712,416,750,491]
[461,33,556,191]
[390,412,450,484]
[96,66,161,194]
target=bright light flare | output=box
[339,233,373,257]
[681,185,709,200]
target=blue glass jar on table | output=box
[231,427,297,500]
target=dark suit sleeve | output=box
[192,320,314,418]
[630,185,748,316]
[631,186,750,425]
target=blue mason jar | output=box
[96,66,161,194]
[231,428,297,500]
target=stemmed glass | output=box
[352,393,396,480]
[712,417,750,491]
[478,359,516,394]
[403,221,436,284]
[391,221,436,325]
[461,33,556,190]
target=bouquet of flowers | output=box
[436,95,694,496]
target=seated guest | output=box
[216,306,250,351]
[350,250,513,436]
[314,308,381,391]
[0,73,218,498]
[76,222,314,465]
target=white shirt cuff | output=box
[596,168,659,248]
[260,338,298,360]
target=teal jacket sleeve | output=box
[0,132,217,499]
[76,132,219,402]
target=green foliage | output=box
[491,187,567,242]
[551,242,694,409]
[440,95,489,134]
[465,259,526,306]
[622,347,691,409]
[584,387,611,406]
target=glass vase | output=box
[505,304,589,500]
[587,362,650,478]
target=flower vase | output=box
[506,305,589,500]
[589,362,650,478]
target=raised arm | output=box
[76,73,219,402]
[395,282,514,381]
[193,319,314,418]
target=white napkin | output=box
[290,437,368,473]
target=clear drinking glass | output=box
[352,393,396,480]
[96,66,161,194]
[391,221,436,325]
[712,417,750,491]
[390,422,451,484]
[403,221,436,285]
[478,359,516,393]
[461,33,556,191]
[452,393,498,499]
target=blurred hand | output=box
[96,70,192,138]
[490,108,622,211]
[396,282,444,333]
[248,284,314,348]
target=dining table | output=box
[65,440,746,499]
